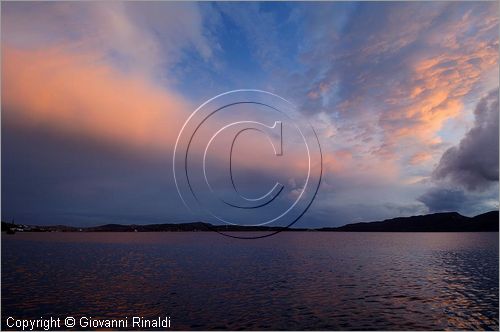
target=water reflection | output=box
[2,232,498,330]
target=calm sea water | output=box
[2,232,498,330]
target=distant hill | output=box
[320,211,499,232]
[86,222,305,232]
[2,211,498,232]
[0,221,305,233]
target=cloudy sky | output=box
[2,1,498,227]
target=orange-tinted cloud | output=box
[409,151,433,165]
[2,46,190,152]
[379,35,498,161]
[2,45,318,188]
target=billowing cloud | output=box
[1,2,213,76]
[1,2,214,225]
[309,2,497,161]
[417,187,499,216]
[433,89,499,191]
[2,46,190,152]
[1,1,223,152]
[2,2,498,226]
[417,188,468,212]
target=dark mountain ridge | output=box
[319,211,498,232]
[2,211,498,232]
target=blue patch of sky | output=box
[168,4,271,103]
[258,2,304,70]
[166,2,317,104]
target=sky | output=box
[1,1,499,228]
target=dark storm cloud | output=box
[417,186,498,216]
[417,188,467,213]
[1,117,304,226]
[433,89,499,191]
[1,120,190,226]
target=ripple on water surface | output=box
[1,232,498,330]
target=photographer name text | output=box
[6,316,171,330]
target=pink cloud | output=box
[2,46,190,152]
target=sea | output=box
[2,232,498,330]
